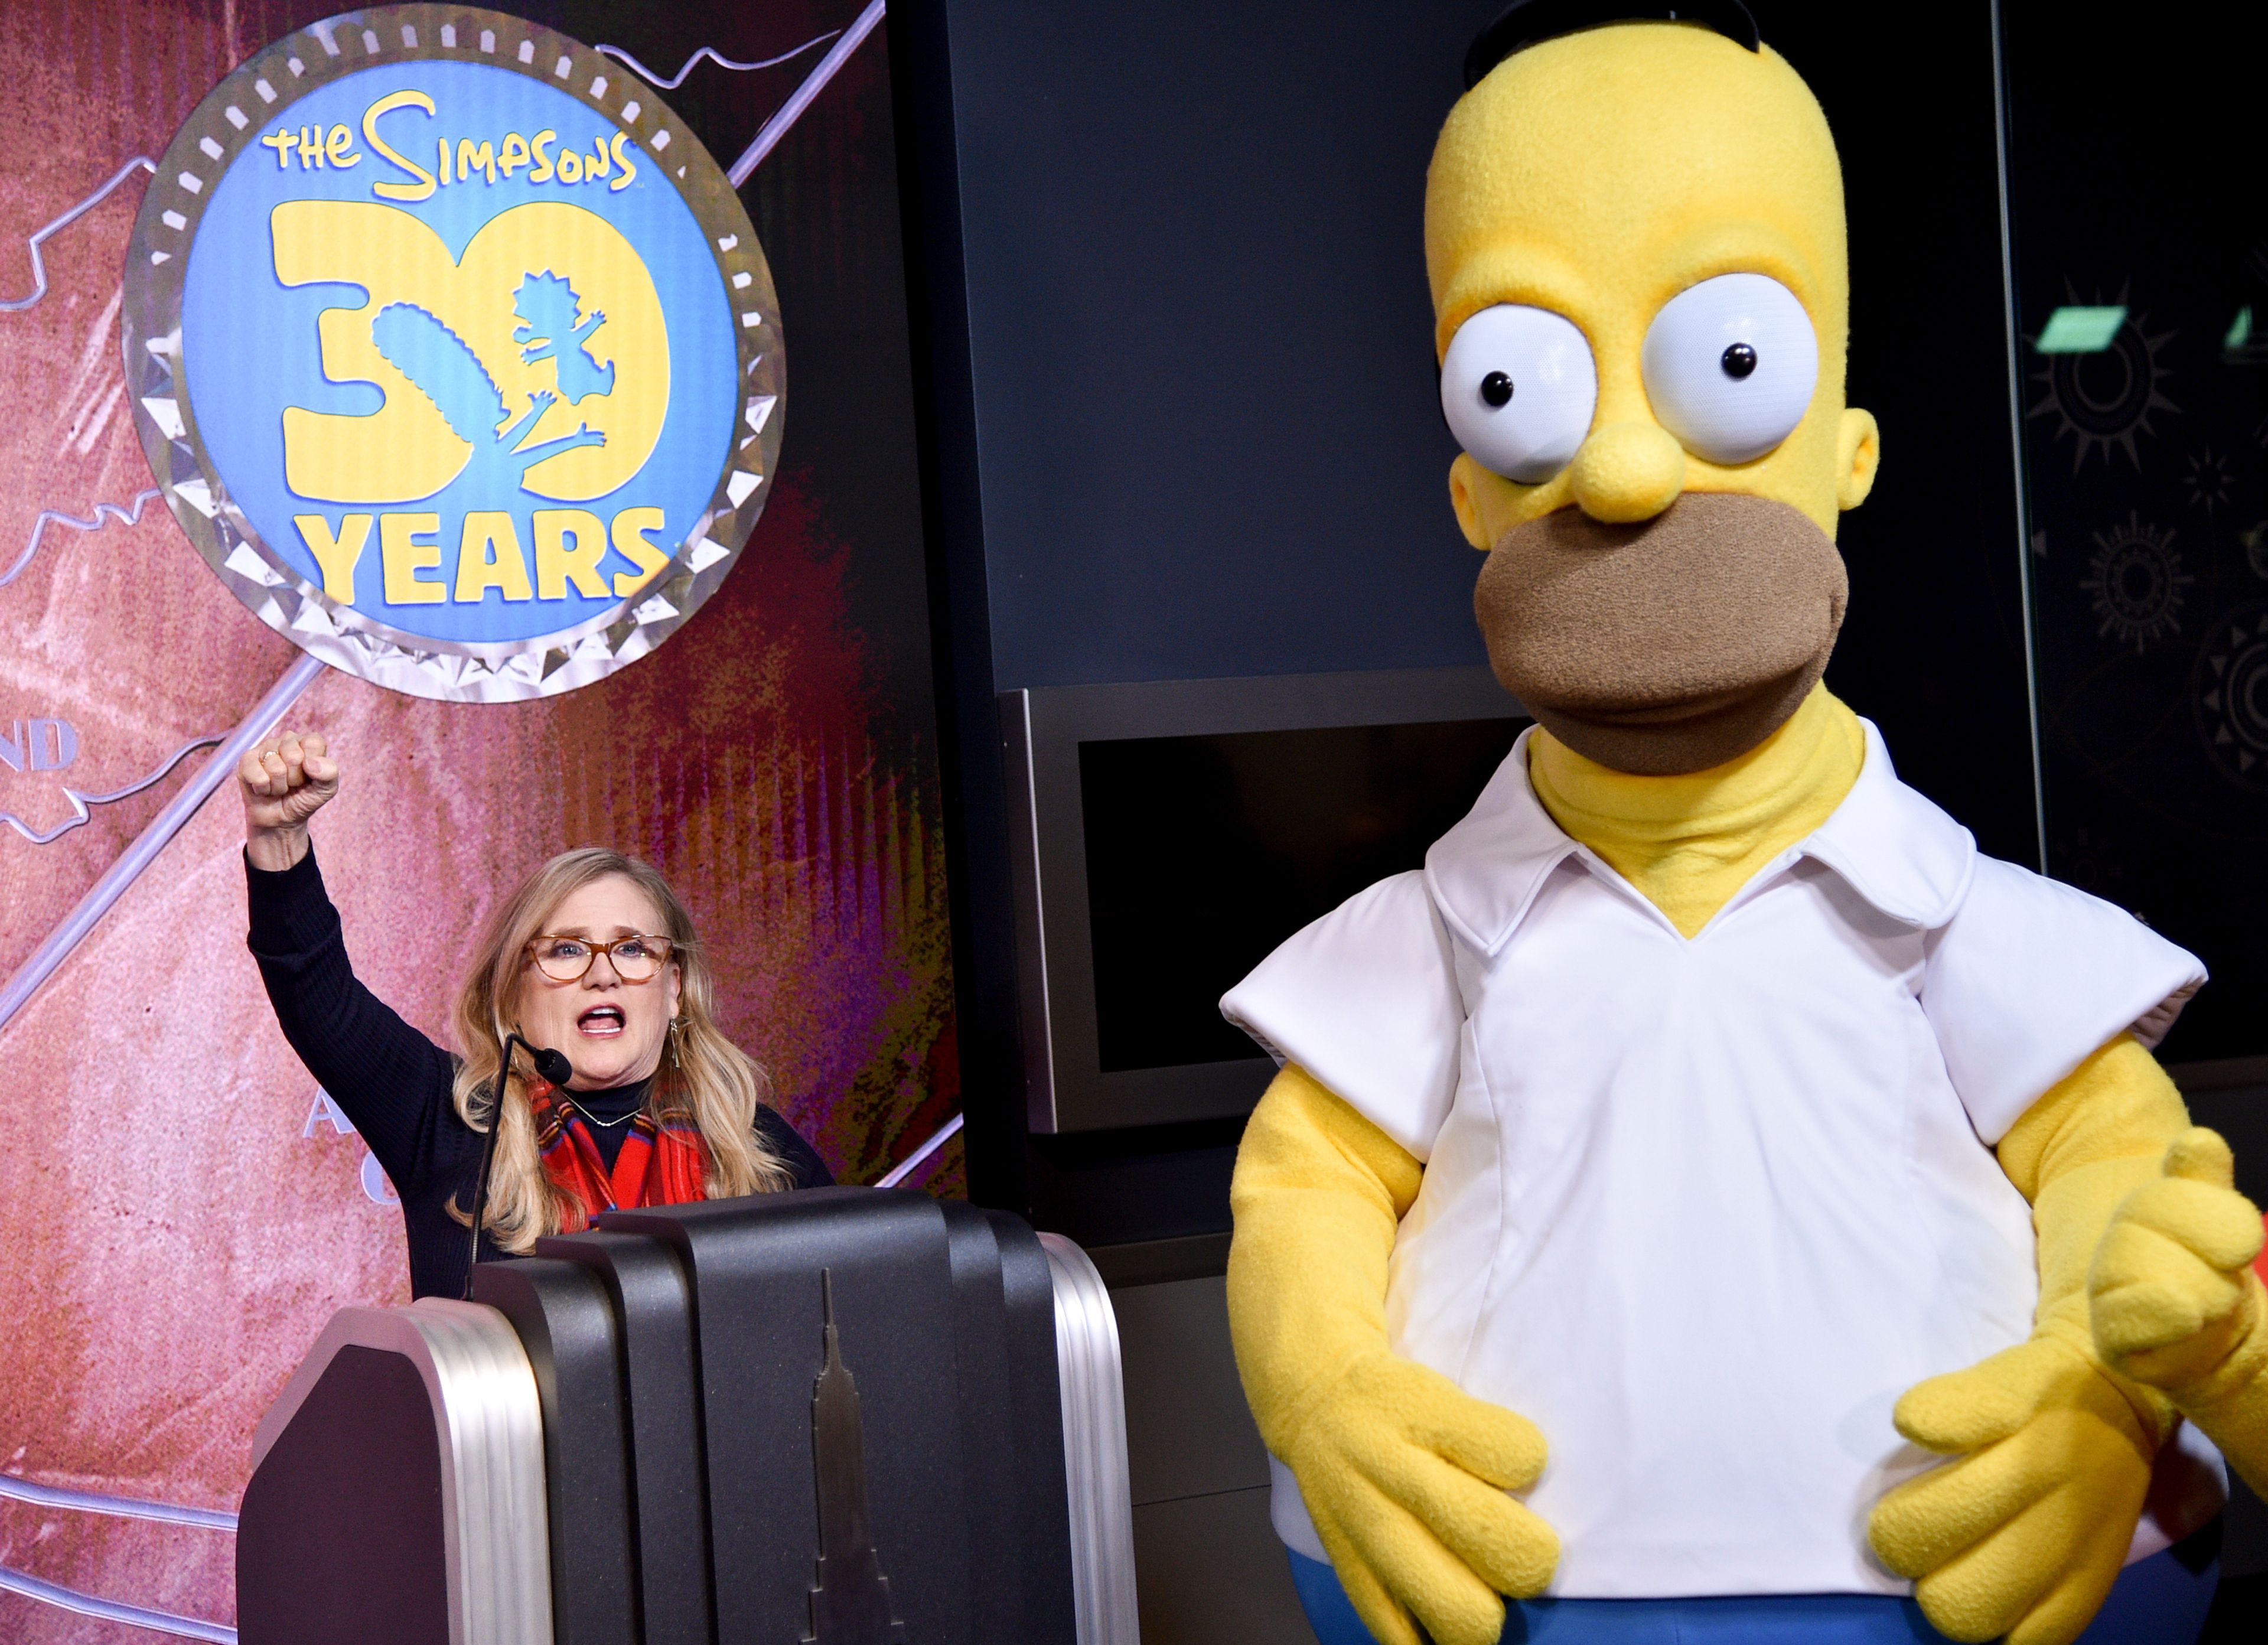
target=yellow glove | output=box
[1869,1035,2182,1645]
[2091,1126,2268,1497]
[1228,1066,1557,1645]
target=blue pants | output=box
[1286,1532,2220,1645]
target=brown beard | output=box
[1474,494,1849,775]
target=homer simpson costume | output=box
[1220,6,2228,1644]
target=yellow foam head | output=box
[1429,21,1882,773]
[1429,21,1877,545]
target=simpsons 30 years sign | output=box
[125,4,785,701]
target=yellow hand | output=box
[1871,1035,2185,1645]
[1288,1351,1557,1645]
[2091,1127,2268,1496]
[1229,1067,1558,1645]
[1867,1335,2158,1645]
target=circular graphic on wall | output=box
[121,5,784,701]
[2184,447,2233,516]
[2194,603,2268,789]
[2081,513,2192,656]
[2028,292,2177,474]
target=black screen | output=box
[1078,718,1526,1074]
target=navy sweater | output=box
[247,846,832,1298]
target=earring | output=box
[667,1015,683,1067]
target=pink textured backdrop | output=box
[0,2,955,1637]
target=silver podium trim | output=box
[1041,1233,1141,1645]
[253,1298,553,1645]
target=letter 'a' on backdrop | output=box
[120,3,784,701]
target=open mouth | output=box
[576,1005,626,1039]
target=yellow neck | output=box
[1527,685,1865,937]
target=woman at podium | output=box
[237,729,832,1298]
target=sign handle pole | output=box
[0,650,327,1036]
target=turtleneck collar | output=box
[562,1073,654,1124]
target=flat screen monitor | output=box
[1002,669,1525,1132]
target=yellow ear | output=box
[1836,408,1880,510]
[1448,454,1495,550]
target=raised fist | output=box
[239,730,339,869]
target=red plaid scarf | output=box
[527,1079,709,1233]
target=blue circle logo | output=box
[125,7,782,700]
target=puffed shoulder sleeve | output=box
[1922,854,2206,1144]
[1218,870,1464,1162]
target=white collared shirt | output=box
[1223,721,2212,1598]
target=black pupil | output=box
[1720,343,1758,380]
[1480,371,1514,408]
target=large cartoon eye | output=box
[1640,273,1819,465]
[1439,305,1598,484]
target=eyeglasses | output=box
[526,933,676,983]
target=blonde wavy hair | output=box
[450,847,791,1251]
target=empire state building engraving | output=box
[803,1270,907,1644]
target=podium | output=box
[237,1188,1138,1645]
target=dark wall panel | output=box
[2000,0,2268,1066]
[939,1,1490,689]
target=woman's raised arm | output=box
[240,729,460,1191]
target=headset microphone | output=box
[462,1035,576,1299]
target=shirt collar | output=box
[1425,718,1975,956]
[1797,718,1976,928]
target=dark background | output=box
[2000,0,2268,1066]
